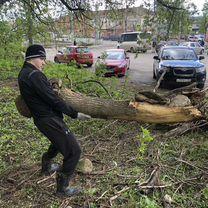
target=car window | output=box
[195,42,200,47]
[161,50,173,60]
[64,47,73,54]
[106,52,124,60]
[62,48,68,54]
[180,42,187,46]
[76,47,90,53]
[161,48,197,60]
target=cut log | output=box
[59,88,202,124]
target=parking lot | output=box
[46,41,208,89]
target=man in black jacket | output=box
[18,44,90,197]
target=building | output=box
[54,6,152,41]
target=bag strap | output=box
[28,70,39,79]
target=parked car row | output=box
[54,46,130,77]
[54,44,206,89]
[155,41,205,55]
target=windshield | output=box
[77,47,90,53]
[161,48,197,60]
[120,33,138,42]
[106,51,124,60]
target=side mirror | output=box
[126,56,129,59]
[97,56,101,59]
[199,56,204,60]
[58,50,63,54]
[153,55,160,60]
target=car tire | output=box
[87,64,93,67]
[197,83,205,89]
[200,49,204,54]
[130,47,134,53]
[54,57,60,63]
[127,62,130,70]
[153,69,156,79]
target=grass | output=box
[0,62,207,207]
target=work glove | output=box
[77,112,91,120]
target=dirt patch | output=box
[0,80,18,89]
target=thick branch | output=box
[59,0,85,12]
[157,0,185,11]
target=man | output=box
[18,44,90,197]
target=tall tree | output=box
[200,1,208,36]
[154,0,197,40]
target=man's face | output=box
[28,57,46,71]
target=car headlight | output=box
[196,66,206,73]
[158,65,169,73]
[118,63,126,68]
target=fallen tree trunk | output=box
[15,83,204,124]
[59,88,202,124]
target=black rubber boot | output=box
[41,153,60,176]
[56,172,81,197]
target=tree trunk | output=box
[60,88,202,124]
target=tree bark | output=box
[59,88,202,124]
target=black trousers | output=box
[34,116,81,176]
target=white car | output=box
[179,42,204,55]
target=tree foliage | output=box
[0,0,201,46]
[152,0,197,40]
[0,21,23,60]
[200,0,208,35]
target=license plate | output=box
[176,79,191,83]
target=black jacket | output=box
[18,62,78,120]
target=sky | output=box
[188,0,204,11]
[135,0,205,12]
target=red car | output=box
[95,49,130,77]
[54,46,93,67]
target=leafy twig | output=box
[75,79,112,98]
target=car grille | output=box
[107,65,116,71]
[173,68,194,77]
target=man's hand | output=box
[77,112,91,120]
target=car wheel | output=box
[130,47,134,53]
[197,83,205,89]
[54,57,60,63]
[153,69,156,79]
[127,62,130,70]
[87,64,93,67]
[200,49,204,54]
[76,63,81,68]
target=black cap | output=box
[25,44,46,60]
